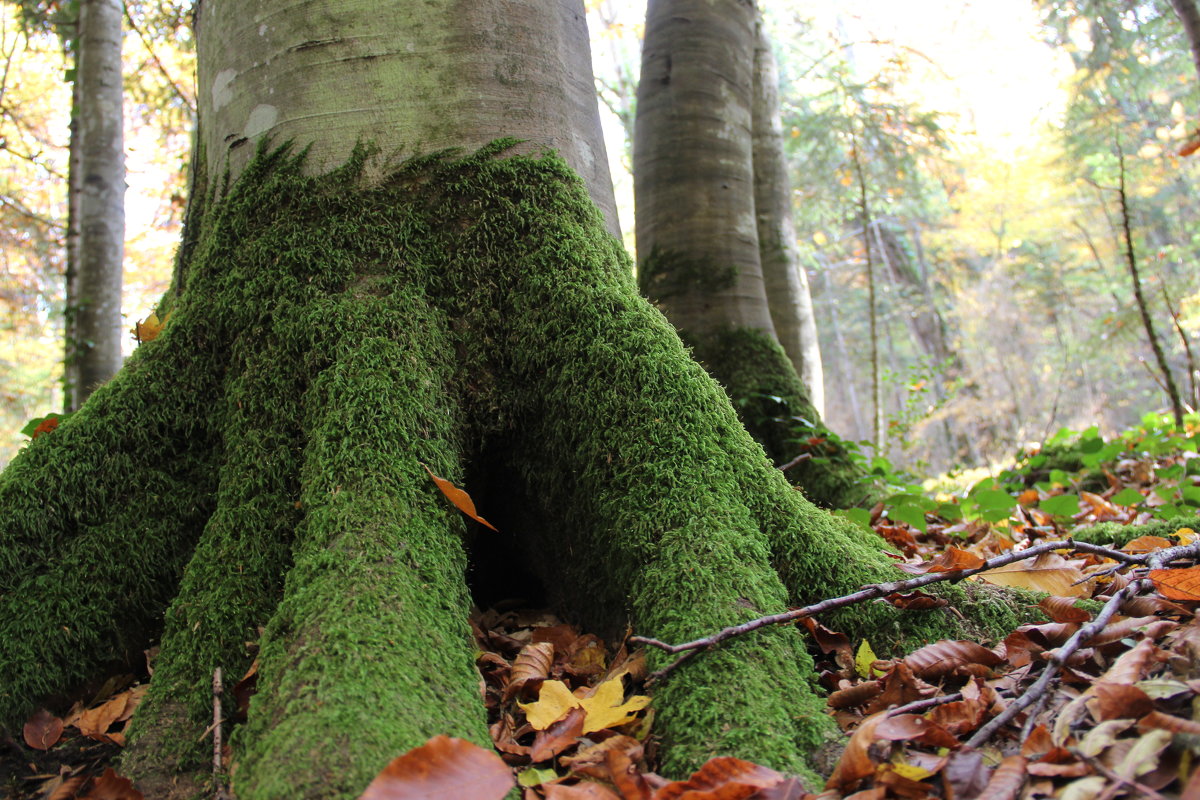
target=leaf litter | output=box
[6,424,1200,798]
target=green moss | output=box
[687,328,878,509]
[1,142,1036,795]
[1069,515,1200,547]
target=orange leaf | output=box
[1123,535,1173,554]
[23,708,64,750]
[31,417,60,439]
[77,769,144,800]
[358,735,514,800]
[1150,565,1200,601]
[896,547,985,575]
[423,465,498,532]
[654,757,789,799]
[1179,130,1200,157]
[1038,596,1091,624]
[529,707,586,763]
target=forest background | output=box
[0,0,1197,479]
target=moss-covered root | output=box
[0,319,222,732]
[687,328,878,510]
[424,155,830,781]
[1069,515,1200,548]
[231,297,490,800]
[124,330,309,777]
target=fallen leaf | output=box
[23,708,64,750]
[902,641,1003,680]
[1150,565,1200,601]
[358,735,514,800]
[978,552,1088,597]
[504,642,555,702]
[653,757,790,799]
[520,679,650,735]
[133,310,170,344]
[422,464,498,532]
[1038,596,1091,624]
[896,547,986,575]
[76,769,144,800]
[529,707,585,763]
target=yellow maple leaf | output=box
[519,679,650,735]
[133,310,170,343]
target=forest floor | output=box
[4,416,1200,800]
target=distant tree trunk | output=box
[635,0,873,507]
[751,12,825,417]
[1171,0,1200,85]
[65,0,125,410]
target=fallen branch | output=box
[635,537,1200,683]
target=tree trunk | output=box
[752,12,825,417]
[635,0,872,508]
[1171,0,1200,86]
[65,0,125,409]
[0,2,1032,797]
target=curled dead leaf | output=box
[422,464,499,531]
[358,735,514,800]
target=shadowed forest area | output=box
[2,1,1200,799]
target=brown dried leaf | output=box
[828,680,881,710]
[876,713,960,748]
[978,552,1088,597]
[981,755,1027,800]
[1123,535,1174,554]
[357,735,515,800]
[1038,596,1091,624]
[1086,682,1153,723]
[942,748,986,800]
[505,642,555,702]
[23,708,64,751]
[652,757,788,800]
[529,707,585,763]
[1138,709,1200,736]
[422,464,499,532]
[896,547,986,575]
[883,591,948,610]
[1097,637,1165,684]
[902,640,1003,680]
[863,661,937,715]
[605,747,650,800]
[76,769,144,800]
[562,735,643,777]
[825,713,887,792]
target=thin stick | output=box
[212,667,228,799]
[635,538,1200,683]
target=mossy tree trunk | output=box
[0,2,1031,798]
[634,0,874,508]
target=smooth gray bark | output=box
[196,0,620,236]
[752,13,824,415]
[68,0,125,409]
[634,0,776,338]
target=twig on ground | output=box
[636,537,1194,682]
[212,667,230,800]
